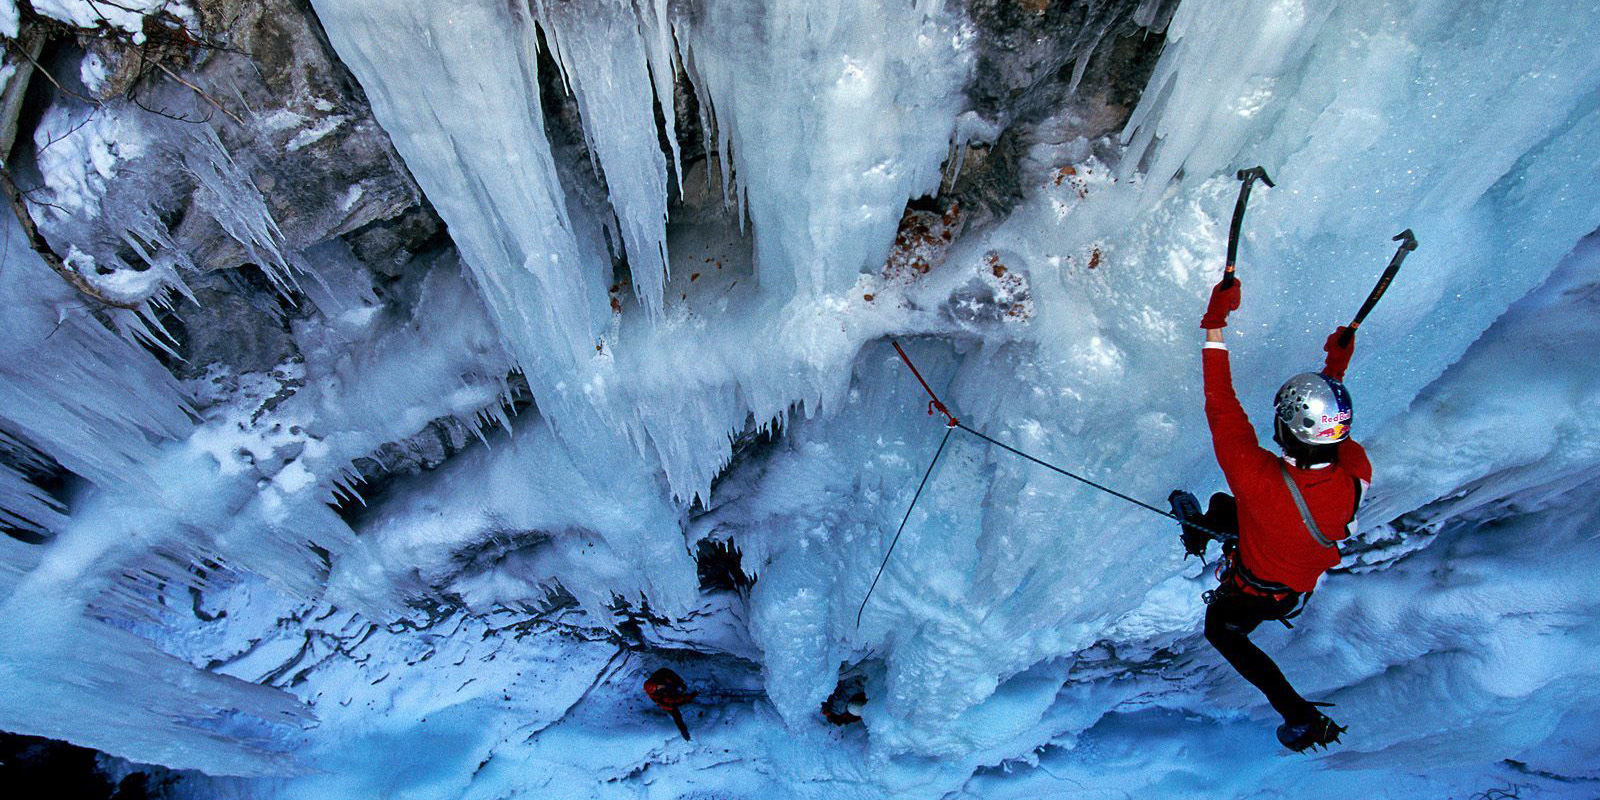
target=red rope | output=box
[891,340,957,427]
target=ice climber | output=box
[1171,277,1369,753]
[821,676,867,725]
[643,667,696,741]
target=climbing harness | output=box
[1204,545,1311,628]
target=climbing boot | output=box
[1276,706,1346,752]
[1168,490,1209,558]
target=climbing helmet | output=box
[1273,372,1353,445]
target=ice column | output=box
[539,0,673,314]
[679,0,974,297]
[308,0,606,376]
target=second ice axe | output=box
[1341,229,1418,345]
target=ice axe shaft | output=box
[1223,166,1275,288]
[1343,229,1418,343]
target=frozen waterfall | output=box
[1,0,1598,796]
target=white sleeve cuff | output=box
[1202,341,1228,351]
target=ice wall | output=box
[0,225,534,771]
[1118,0,1600,426]
[0,214,310,775]
[1360,232,1600,527]
[681,0,1600,750]
[288,0,1600,758]
[309,0,975,503]
[3,0,1599,788]
[0,215,191,521]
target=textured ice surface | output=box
[301,0,1600,783]
[538,0,674,314]
[0,215,190,498]
[1,0,1599,794]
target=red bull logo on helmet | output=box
[1316,423,1349,441]
[1320,409,1352,425]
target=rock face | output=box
[12,0,425,277]
[175,0,423,269]
[964,0,1176,127]
[943,0,1174,227]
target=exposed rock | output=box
[163,265,300,381]
[941,132,1025,228]
[963,0,1175,129]
[336,372,533,521]
[343,198,448,279]
[158,0,421,270]
[348,415,480,489]
[937,0,1174,225]
[884,203,965,284]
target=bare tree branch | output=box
[35,110,100,155]
[129,91,213,124]
[152,61,244,125]
[13,45,104,108]
[0,163,141,309]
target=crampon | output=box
[1276,706,1347,753]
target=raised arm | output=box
[1200,280,1259,479]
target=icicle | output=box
[639,0,684,192]
[0,216,192,494]
[1066,48,1094,96]
[183,127,302,293]
[487,401,514,435]
[310,0,606,371]
[0,463,65,534]
[537,0,673,314]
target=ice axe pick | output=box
[1223,166,1275,288]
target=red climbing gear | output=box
[644,668,695,741]
[892,340,957,428]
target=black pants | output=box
[1204,587,1312,723]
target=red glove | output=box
[1199,279,1241,329]
[1322,326,1355,380]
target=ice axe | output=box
[1222,166,1275,288]
[1340,229,1418,345]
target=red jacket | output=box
[1203,345,1371,592]
[643,670,696,711]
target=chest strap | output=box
[1278,461,1335,549]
